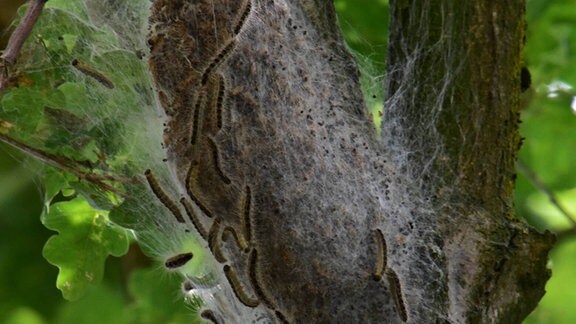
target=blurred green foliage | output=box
[0,0,575,323]
[518,0,576,322]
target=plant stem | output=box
[0,0,48,92]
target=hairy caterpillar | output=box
[233,0,253,35]
[208,218,227,263]
[373,228,386,281]
[248,249,289,322]
[200,309,221,324]
[190,93,206,145]
[144,169,185,223]
[186,163,215,218]
[275,310,290,324]
[215,74,225,130]
[182,279,194,293]
[71,59,114,89]
[180,198,209,240]
[386,268,408,322]
[207,136,231,184]
[164,252,193,269]
[201,39,236,86]
[223,265,260,308]
[222,226,249,252]
[241,185,253,243]
[248,248,275,309]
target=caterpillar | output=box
[191,92,205,145]
[182,279,194,293]
[144,169,186,223]
[207,136,231,184]
[188,190,215,219]
[180,198,209,240]
[233,0,253,35]
[248,248,275,309]
[71,59,114,89]
[201,39,236,86]
[386,268,408,322]
[200,309,221,324]
[208,218,227,263]
[222,226,249,252]
[164,252,193,269]
[373,229,386,281]
[223,265,260,308]
[215,74,225,130]
[241,185,253,243]
[185,162,215,218]
[275,310,290,324]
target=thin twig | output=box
[0,0,48,92]
[554,227,576,242]
[517,160,576,227]
[0,132,127,196]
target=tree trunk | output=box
[148,0,554,323]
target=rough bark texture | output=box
[148,0,554,322]
[383,1,555,322]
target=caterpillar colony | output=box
[0,0,461,322]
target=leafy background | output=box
[0,0,575,323]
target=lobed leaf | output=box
[42,196,130,300]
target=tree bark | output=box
[384,1,555,322]
[148,0,554,323]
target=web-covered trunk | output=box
[146,0,553,323]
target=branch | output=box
[517,159,576,233]
[383,1,554,322]
[0,132,128,195]
[0,0,48,92]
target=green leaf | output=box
[42,167,73,203]
[42,196,130,300]
[0,87,46,139]
[335,0,389,66]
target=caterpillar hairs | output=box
[145,169,186,223]
[373,228,387,281]
[223,265,260,308]
[164,252,193,269]
[71,59,114,89]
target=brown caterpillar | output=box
[185,163,215,218]
[182,279,194,293]
[191,92,206,145]
[188,190,215,219]
[223,265,260,308]
[248,248,275,309]
[233,0,253,35]
[164,252,193,269]
[201,39,236,85]
[386,268,408,322]
[200,309,221,324]
[71,59,114,89]
[207,136,231,184]
[222,226,249,252]
[144,169,185,223]
[180,198,209,240]
[208,218,227,263]
[275,310,290,324]
[373,229,386,281]
[241,185,253,243]
[215,74,225,129]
